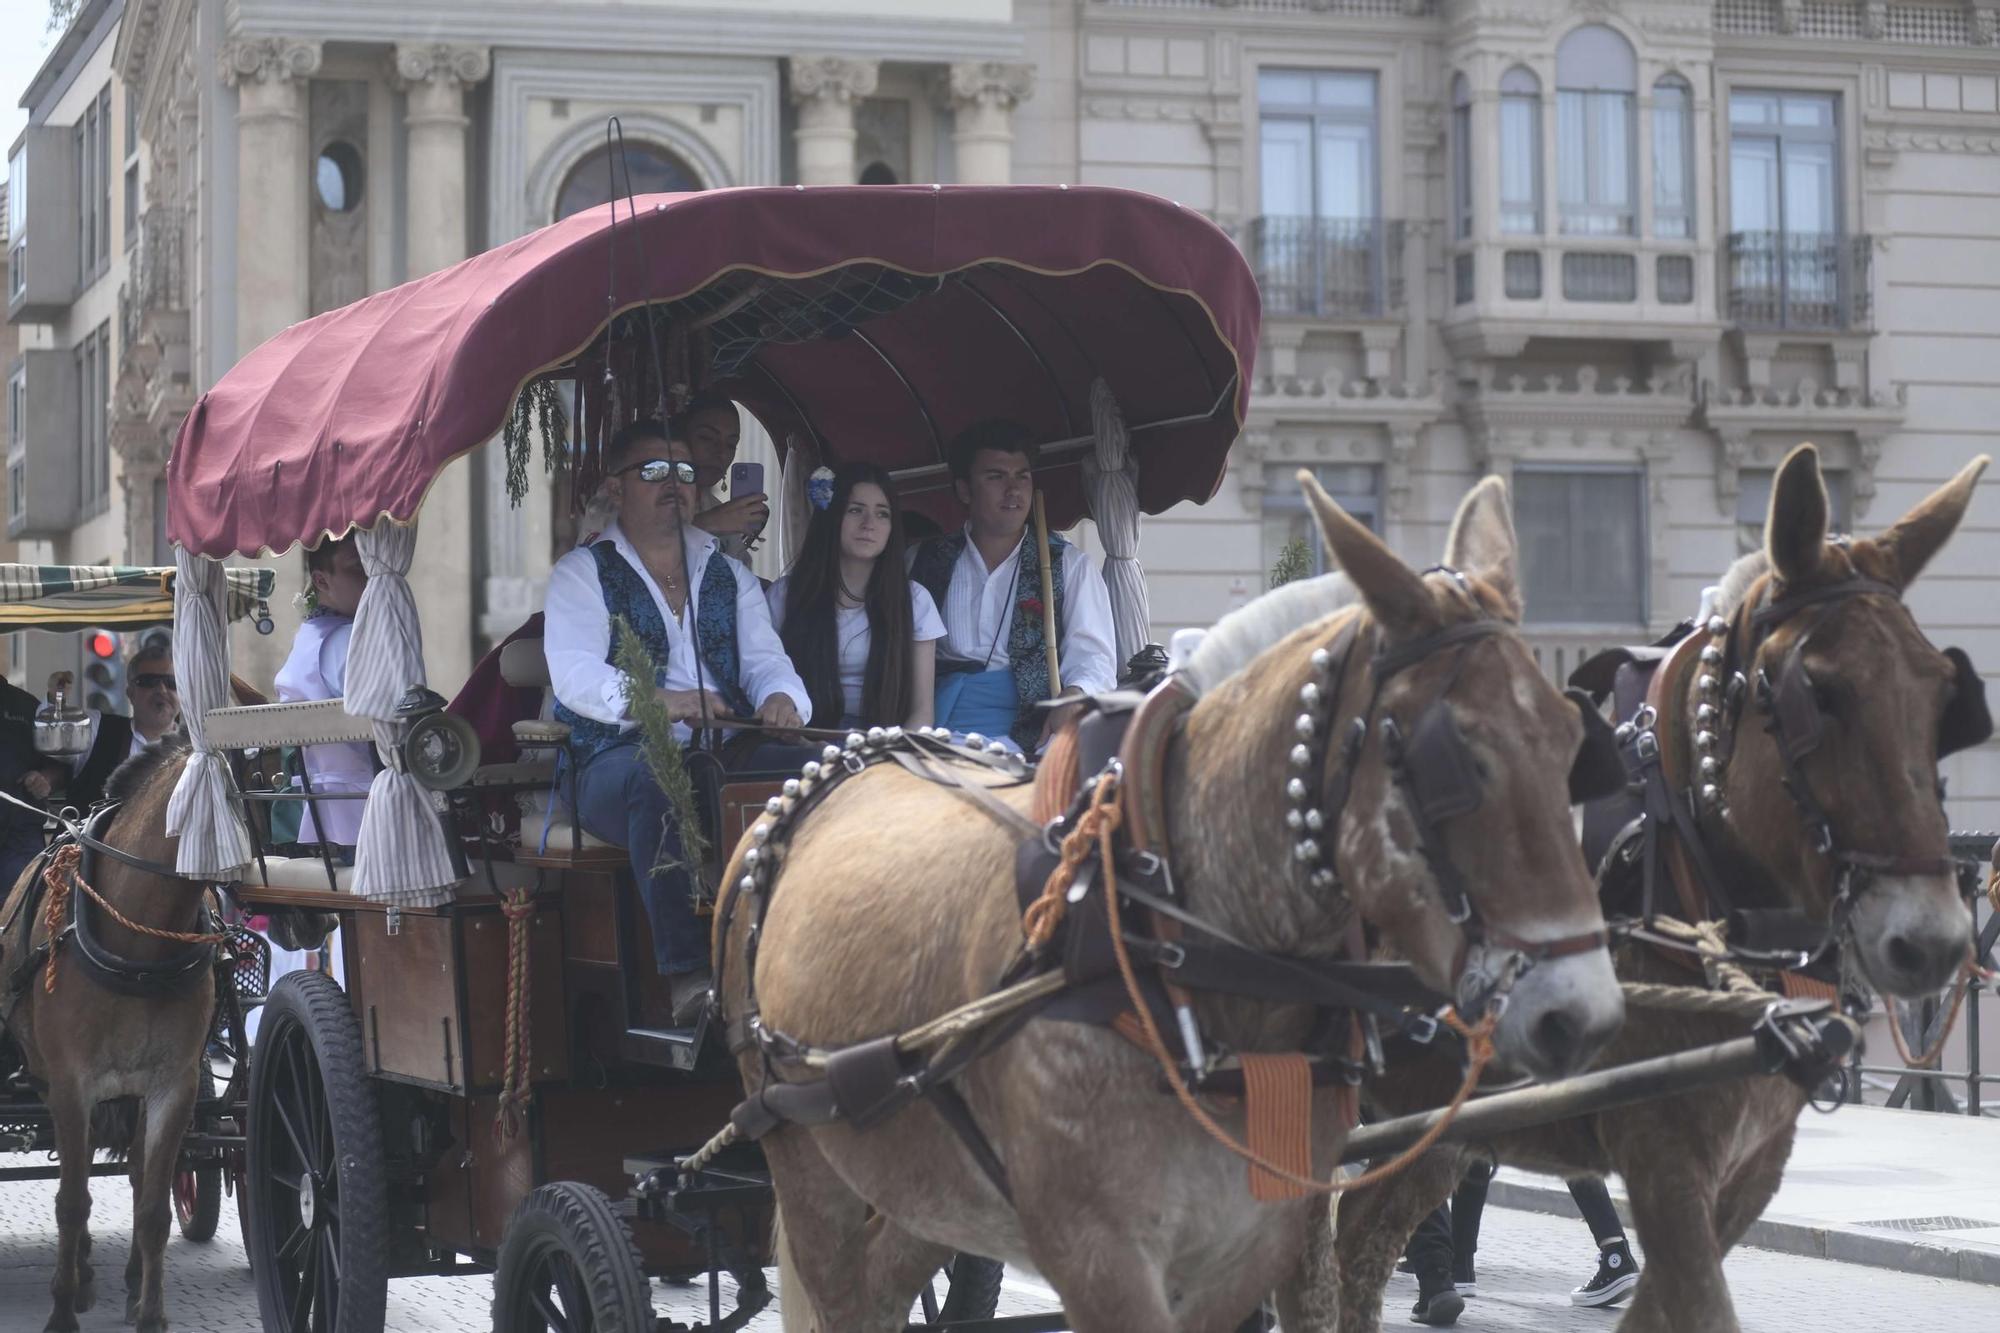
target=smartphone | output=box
[728,461,765,498]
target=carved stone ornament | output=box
[220,37,322,88]
[788,55,880,106]
[946,62,1036,112]
[391,44,492,91]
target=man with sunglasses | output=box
[47,631,182,811]
[545,418,808,1025]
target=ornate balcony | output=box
[1247,216,1406,320]
[1724,231,1872,333]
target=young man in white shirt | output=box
[543,418,807,1024]
[907,420,1117,752]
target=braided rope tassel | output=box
[493,888,537,1138]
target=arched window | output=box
[1451,74,1472,241]
[1499,66,1542,234]
[859,161,899,185]
[1555,25,1637,236]
[554,141,703,220]
[1652,75,1693,239]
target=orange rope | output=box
[1079,773,1497,1198]
[493,888,537,1138]
[39,844,225,994]
[1884,959,1974,1070]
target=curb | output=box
[1488,1179,2000,1288]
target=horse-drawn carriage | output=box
[6,177,1987,1333]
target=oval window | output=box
[315,141,365,213]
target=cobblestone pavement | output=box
[2,1159,1993,1331]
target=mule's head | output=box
[1296,473,1623,1079]
[1708,444,1988,997]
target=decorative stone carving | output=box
[1863,1,1889,38]
[220,37,322,88]
[789,56,880,106]
[943,62,1036,114]
[390,44,492,92]
[1698,381,1908,519]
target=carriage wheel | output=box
[245,971,388,1333]
[173,1066,224,1242]
[491,1182,655,1333]
[913,1254,1005,1323]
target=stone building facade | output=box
[9,0,1993,824]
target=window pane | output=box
[1556,25,1636,92]
[1783,140,1837,234]
[1500,66,1540,97]
[1259,70,1315,106]
[1731,92,1778,126]
[1260,117,1314,216]
[1594,94,1633,211]
[1653,82,1690,238]
[1453,103,1472,238]
[1781,94,1835,129]
[1315,73,1375,111]
[1500,96,1540,233]
[1317,121,1374,219]
[1517,470,1645,623]
[1558,92,1588,209]
[1730,136,1779,232]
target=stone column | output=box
[942,62,1034,185]
[392,44,490,688]
[222,37,321,351]
[789,56,878,186]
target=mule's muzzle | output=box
[1850,874,1973,998]
[1473,939,1624,1081]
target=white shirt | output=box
[765,576,946,724]
[914,528,1119,696]
[274,613,373,846]
[544,520,810,738]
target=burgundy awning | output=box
[168,184,1260,557]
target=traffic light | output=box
[84,629,123,713]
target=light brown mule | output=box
[1304,444,1987,1333]
[0,739,216,1333]
[718,475,1624,1333]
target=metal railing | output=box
[1724,230,1872,331]
[1246,216,1405,318]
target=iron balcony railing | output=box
[1725,230,1872,332]
[1247,216,1406,319]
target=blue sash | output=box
[935,669,1024,751]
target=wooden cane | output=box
[1032,491,1062,694]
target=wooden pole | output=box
[1032,492,1062,694]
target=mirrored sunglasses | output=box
[618,458,698,485]
[133,673,177,692]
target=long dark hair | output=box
[781,463,915,727]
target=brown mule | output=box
[0,739,216,1333]
[719,474,1625,1333]
[1300,444,1987,1333]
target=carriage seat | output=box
[496,637,614,853]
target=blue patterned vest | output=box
[910,530,1068,750]
[554,540,753,760]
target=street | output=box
[1,1161,1992,1331]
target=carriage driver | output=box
[544,417,809,1025]
[908,420,1116,753]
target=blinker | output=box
[1565,688,1626,805]
[1391,701,1484,826]
[1940,646,1992,758]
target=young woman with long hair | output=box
[768,463,942,729]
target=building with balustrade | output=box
[7,0,1998,822]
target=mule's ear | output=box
[1871,454,1990,589]
[1300,469,1433,636]
[1442,476,1522,621]
[1765,443,1829,584]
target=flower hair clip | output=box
[807,466,836,511]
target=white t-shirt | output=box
[767,576,945,725]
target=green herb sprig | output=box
[612,618,709,878]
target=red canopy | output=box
[167,185,1260,558]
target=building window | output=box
[1451,74,1472,241]
[1516,468,1647,624]
[1735,467,1852,553]
[1556,25,1637,236]
[1727,91,1853,328]
[555,142,703,221]
[6,143,24,299]
[1255,70,1392,316]
[76,323,109,513]
[315,141,366,213]
[1653,75,1693,239]
[1499,67,1542,235]
[1262,463,1381,581]
[97,88,111,269]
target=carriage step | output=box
[619,1025,702,1070]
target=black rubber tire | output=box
[173,1065,224,1242]
[914,1254,1005,1323]
[491,1181,655,1333]
[245,971,388,1333]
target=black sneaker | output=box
[1451,1260,1476,1297]
[1570,1241,1639,1307]
[1409,1282,1464,1326]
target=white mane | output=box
[1182,573,1360,696]
[1713,551,1770,618]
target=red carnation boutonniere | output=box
[1018,595,1045,619]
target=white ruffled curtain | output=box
[166,549,251,876]
[1082,378,1150,666]
[779,432,817,571]
[344,522,460,905]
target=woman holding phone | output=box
[680,391,770,559]
[768,463,943,730]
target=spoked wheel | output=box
[912,1254,1005,1324]
[174,1066,223,1242]
[245,972,388,1333]
[492,1181,654,1333]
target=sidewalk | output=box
[1488,1105,2000,1285]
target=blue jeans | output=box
[0,827,43,899]
[571,743,707,976]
